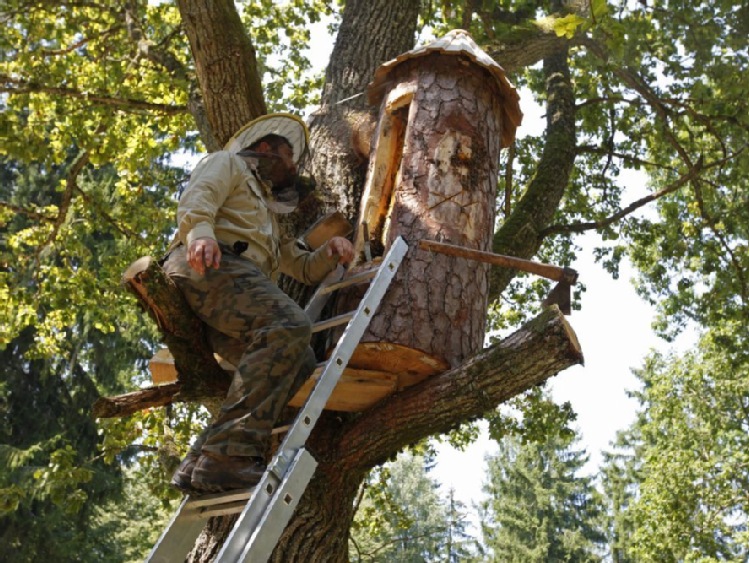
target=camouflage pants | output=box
[163,244,315,459]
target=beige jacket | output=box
[177,151,337,284]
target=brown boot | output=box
[191,453,267,493]
[170,450,200,494]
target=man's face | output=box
[256,141,297,189]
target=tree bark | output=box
[272,306,582,562]
[176,0,266,149]
[348,52,508,369]
[307,0,421,221]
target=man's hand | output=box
[326,236,354,265]
[187,237,221,275]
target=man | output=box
[163,113,354,493]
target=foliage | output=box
[239,0,336,113]
[1,0,747,558]
[2,3,196,557]
[349,450,479,562]
[93,467,180,563]
[602,327,749,561]
[479,421,607,562]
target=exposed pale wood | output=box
[347,342,449,388]
[149,348,235,386]
[312,312,355,333]
[145,349,400,413]
[150,348,176,385]
[335,306,584,469]
[352,97,408,264]
[315,266,379,295]
[302,212,353,250]
[287,367,397,412]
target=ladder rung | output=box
[271,424,290,435]
[186,488,255,509]
[199,500,251,518]
[316,266,379,296]
[311,311,354,333]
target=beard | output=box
[255,157,295,189]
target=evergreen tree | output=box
[349,450,480,562]
[599,435,640,563]
[443,487,479,563]
[479,430,606,562]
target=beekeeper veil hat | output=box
[224,113,309,164]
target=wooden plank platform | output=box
[148,342,448,412]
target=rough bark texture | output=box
[307,0,421,221]
[176,0,266,148]
[357,56,506,369]
[92,257,229,418]
[274,306,582,562]
[488,26,571,73]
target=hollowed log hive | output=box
[343,29,522,383]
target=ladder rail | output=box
[280,237,408,454]
[146,496,207,563]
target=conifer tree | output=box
[349,451,480,562]
[602,327,749,561]
[479,430,606,562]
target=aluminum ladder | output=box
[146,236,408,563]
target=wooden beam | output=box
[419,239,577,283]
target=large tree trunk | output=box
[176,0,266,148]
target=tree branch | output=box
[42,150,90,251]
[73,185,141,239]
[0,201,56,222]
[489,43,576,300]
[487,26,571,74]
[540,155,704,236]
[0,74,186,114]
[39,25,124,56]
[576,144,671,171]
[332,306,583,472]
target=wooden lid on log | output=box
[367,29,522,148]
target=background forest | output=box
[1,0,748,561]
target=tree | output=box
[349,450,479,562]
[2,0,746,560]
[0,151,182,559]
[479,423,606,562]
[601,326,749,562]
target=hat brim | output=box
[224,113,309,164]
